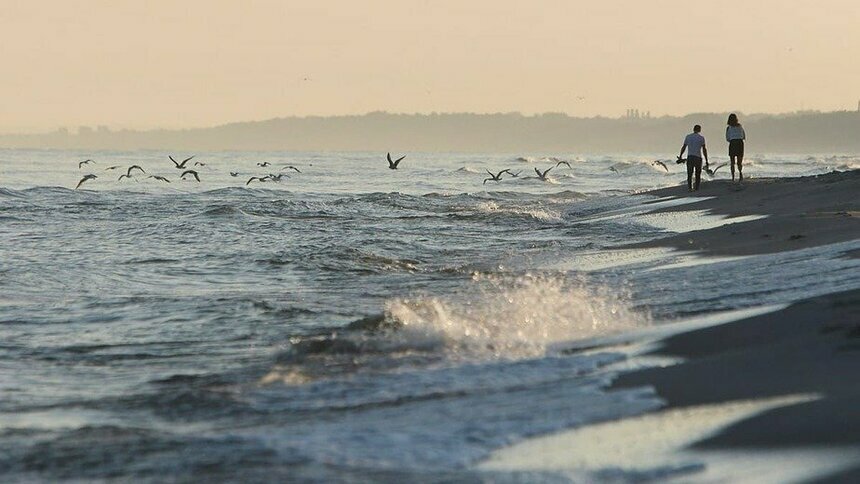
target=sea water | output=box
[1,149,858,481]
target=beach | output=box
[482,170,860,482]
[1,149,858,482]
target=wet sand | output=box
[625,170,859,256]
[481,170,860,482]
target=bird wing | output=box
[712,163,726,174]
[534,167,541,177]
[169,156,180,167]
[182,155,195,164]
[75,177,87,189]
[394,155,406,167]
[654,160,668,172]
[387,153,393,164]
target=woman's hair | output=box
[727,113,740,126]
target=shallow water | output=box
[1,149,858,481]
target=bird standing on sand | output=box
[387,153,406,170]
[169,155,194,169]
[180,170,200,181]
[148,175,171,183]
[75,174,97,189]
[483,169,510,185]
[535,166,553,181]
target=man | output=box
[678,124,708,191]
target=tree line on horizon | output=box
[2,110,859,153]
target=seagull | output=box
[483,169,510,185]
[194,161,206,167]
[169,155,194,169]
[126,165,146,176]
[706,163,727,176]
[180,170,200,182]
[75,174,97,189]
[281,165,302,173]
[507,170,523,178]
[230,172,239,177]
[555,161,572,169]
[105,165,120,171]
[534,166,553,181]
[256,162,271,167]
[246,176,267,185]
[78,159,94,169]
[267,173,289,182]
[148,175,171,183]
[118,173,135,181]
[387,153,406,170]
[652,160,669,172]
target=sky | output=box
[2,0,859,132]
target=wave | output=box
[264,274,649,384]
[474,200,562,222]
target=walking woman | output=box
[726,113,746,181]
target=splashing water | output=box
[384,273,648,359]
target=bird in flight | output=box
[651,160,669,172]
[555,161,572,169]
[534,166,554,181]
[706,163,727,176]
[169,155,194,169]
[246,176,267,185]
[387,153,406,170]
[194,161,206,167]
[180,170,200,182]
[257,162,271,167]
[281,165,302,173]
[75,174,97,189]
[126,165,146,177]
[148,175,171,183]
[507,169,523,178]
[230,172,239,177]
[483,169,511,185]
[118,174,134,181]
[267,173,289,182]
[104,165,120,171]
[79,159,95,169]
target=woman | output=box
[726,113,746,181]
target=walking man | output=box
[679,124,708,191]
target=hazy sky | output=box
[2,0,859,132]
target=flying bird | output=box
[267,173,289,182]
[507,169,523,178]
[706,163,727,176]
[104,165,120,171]
[126,165,146,176]
[148,175,171,183]
[78,159,95,169]
[169,155,194,169]
[281,165,302,173]
[180,170,200,182]
[555,161,572,169]
[483,169,510,185]
[118,174,133,181]
[534,166,554,181]
[652,160,669,172]
[230,172,239,177]
[75,174,97,189]
[246,176,267,185]
[194,161,206,167]
[387,153,406,170]
[256,162,271,167]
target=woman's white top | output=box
[726,125,746,141]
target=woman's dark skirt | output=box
[729,139,744,157]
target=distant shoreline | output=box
[3,110,860,153]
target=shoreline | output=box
[623,170,859,256]
[481,170,860,481]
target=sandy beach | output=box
[481,170,860,482]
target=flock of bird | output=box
[73,152,727,190]
[74,155,305,189]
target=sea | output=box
[1,149,858,482]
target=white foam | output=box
[383,273,649,359]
